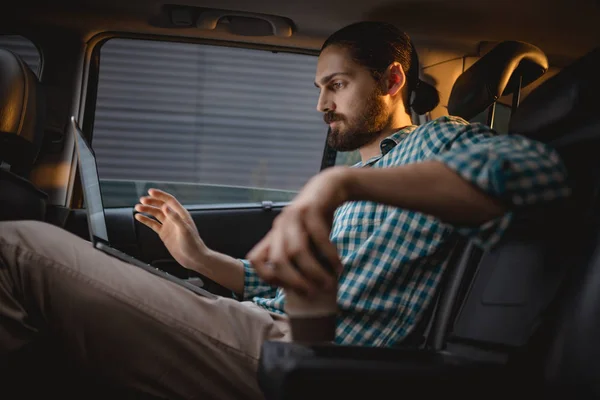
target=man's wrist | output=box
[189,242,212,274]
[330,166,356,205]
[328,167,355,209]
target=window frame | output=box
[76,32,330,211]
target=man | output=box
[0,22,569,399]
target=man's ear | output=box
[384,63,406,97]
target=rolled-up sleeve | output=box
[432,119,572,248]
[236,259,278,301]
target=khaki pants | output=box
[0,220,291,399]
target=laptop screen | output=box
[71,117,109,243]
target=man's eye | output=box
[331,82,345,90]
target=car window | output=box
[92,38,326,208]
[0,35,41,78]
[335,150,361,167]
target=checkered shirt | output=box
[239,116,571,347]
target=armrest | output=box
[258,341,507,400]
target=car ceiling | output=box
[3,0,600,65]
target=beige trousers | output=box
[0,220,291,399]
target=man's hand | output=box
[247,167,349,296]
[134,189,207,272]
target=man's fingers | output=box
[148,189,189,219]
[249,231,314,295]
[284,218,336,289]
[146,188,174,201]
[305,212,343,274]
[252,260,290,292]
[247,237,277,282]
[134,204,165,223]
[269,258,313,296]
[134,213,162,233]
[293,249,336,290]
[248,204,341,295]
[246,235,269,264]
[269,229,315,295]
[139,196,164,208]
[162,204,184,224]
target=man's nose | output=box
[317,92,335,113]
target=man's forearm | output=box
[192,249,245,296]
[340,161,507,226]
[191,160,505,294]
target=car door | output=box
[62,35,335,296]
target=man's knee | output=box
[0,220,93,288]
[0,220,55,237]
[0,220,77,253]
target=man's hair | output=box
[321,21,439,115]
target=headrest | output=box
[0,48,45,175]
[448,41,548,120]
[509,47,600,203]
[509,47,599,145]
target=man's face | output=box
[315,45,391,152]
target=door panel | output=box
[136,206,281,265]
[63,204,283,296]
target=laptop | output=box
[71,116,218,299]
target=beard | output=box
[325,87,390,152]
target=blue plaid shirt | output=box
[239,116,571,347]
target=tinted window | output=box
[93,38,326,207]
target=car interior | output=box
[1,0,599,398]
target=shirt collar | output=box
[358,125,417,167]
